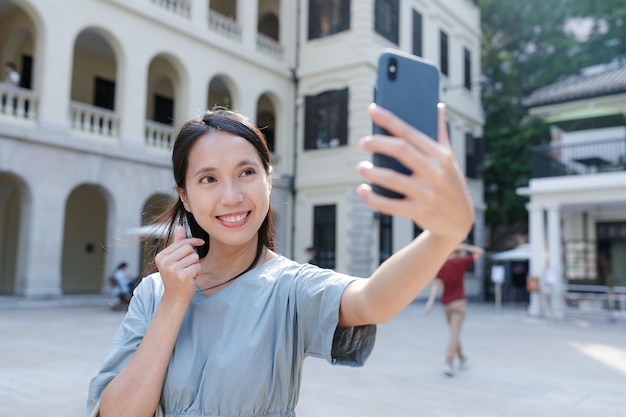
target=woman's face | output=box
[179,131,271,249]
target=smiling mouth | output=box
[218,212,250,223]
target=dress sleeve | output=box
[292,266,376,367]
[84,278,157,417]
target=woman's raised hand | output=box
[357,103,474,242]
[154,226,205,303]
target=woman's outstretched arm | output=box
[339,103,474,327]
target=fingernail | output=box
[358,160,373,170]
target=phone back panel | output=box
[372,50,440,198]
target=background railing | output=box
[70,101,120,138]
[208,10,242,41]
[150,0,191,18]
[145,120,176,151]
[256,33,284,60]
[0,83,38,121]
[532,137,626,178]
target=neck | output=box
[195,243,265,293]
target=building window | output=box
[465,133,483,179]
[440,30,449,76]
[374,0,399,45]
[412,10,423,57]
[154,94,174,125]
[464,48,472,90]
[94,77,115,110]
[379,214,393,265]
[308,0,350,40]
[304,88,349,150]
[314,205,336,269]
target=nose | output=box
[220,179,244,205]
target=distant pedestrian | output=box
[110,262,133,309]
[4,62,20,86]
[425,243,484,376]
[2,62,20,110]
[305,246,318,266]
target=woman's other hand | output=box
[154,226,205,304]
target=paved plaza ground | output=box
[1,298,625,417]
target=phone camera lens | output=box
[387,57,398,80]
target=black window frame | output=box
[313,205,337,269]
[93,77,115,110]
[308,0,351,40]
[440,30,449,77]
[465,133,483,179]
[412,10,423,57]
[304,88,349,150]
[153,94,174,125]
[374,0,399,45]
[464,47,472,90]
[378,214,393,265]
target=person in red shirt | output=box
[425,243,484,376]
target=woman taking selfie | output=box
[86,103,473,417]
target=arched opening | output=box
[258,13,279,41]
[0,172,27,295]
[256,93,276,152]
[207,76,234,110]
[71,29,117,110]
[61,184,108,293]
[210,0,237,19]
[147,56,180,125]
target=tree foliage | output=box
[479,0,626,249]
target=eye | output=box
[199,175,217,184]
[241,168,256,177]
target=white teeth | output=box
[220,213,247,223]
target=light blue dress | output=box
[86,256,376,417]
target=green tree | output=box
[479,0,625,249]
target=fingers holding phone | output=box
[154,225,205,303]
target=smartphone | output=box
[372,49,440,198]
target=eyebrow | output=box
[192,159,261,177]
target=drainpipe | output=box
[289,0,302,260]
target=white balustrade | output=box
[69,101,120,138]
[256,33,284,60]
[208,10,242,41]
[145,120,176,151]
[0,83,39,121]
[151,0,191,18]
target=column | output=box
[238,0,258,52]
[527,202,545,317]
[20,186,65,297]
[191,0,209,30]
[547,204,565,319]
[34,18,73,132]
[117,48,149,146]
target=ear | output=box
[177,186,191,212]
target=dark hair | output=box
[5,62,16,70]
[116,262,128,269]
[145,108,275,274]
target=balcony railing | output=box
[145,120,176,151]
[256,33,284,60]
[150,0,191,18]
[0,83,38,121]
[532,137,626,178]
[208,10,242,41]
[70,101,120,138]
